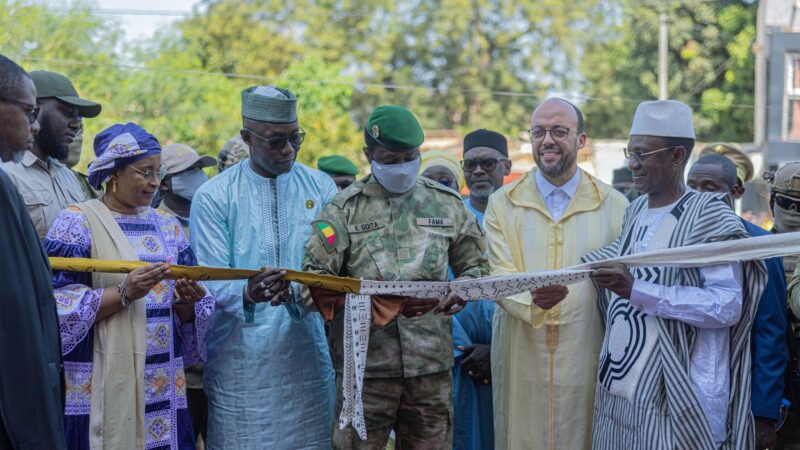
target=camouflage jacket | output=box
[302,174,488,378]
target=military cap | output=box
[241,85,297,123]
[162,143,217,175]
[769,162,800,196]
[218,135,250,172]
[318,155,358,176]
[365,105,424,151]
[700,142,754,183]
[30,70,101,118]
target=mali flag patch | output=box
[312,220,337,253]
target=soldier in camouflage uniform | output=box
[301,105,488,449]
[217,134,249,173]
[766,162,800,279]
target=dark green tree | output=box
[581,0,757,141]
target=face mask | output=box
[371,156,421,194]
[171,168,208,200]
[773,205,800,233]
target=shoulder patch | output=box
[330,178,367,208]
[312,220,339,253]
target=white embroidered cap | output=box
[630,100,695,139]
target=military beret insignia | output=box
[371,124,380,138]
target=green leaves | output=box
[582,0,757,141]
[1,0,757,167]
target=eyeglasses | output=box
[461,158,507,172]
[623,146,675,163]
[128,165,169,180]
[0,96,40,125]
[774,192,800,212]
[529,126,575,142]
[244,128,306,150]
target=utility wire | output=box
[16,55,766,111]
[49,0,727,19]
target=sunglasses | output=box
[0,96,40,125]
[461,158,507,172]
[244,128,306,150]
[774,192,800,212]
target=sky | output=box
[92,0,198,43]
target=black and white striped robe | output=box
[583,191,767,450]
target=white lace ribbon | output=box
[337,231,800,439]
[338,294,371,440]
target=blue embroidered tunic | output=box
[452,197,495,450]
[189,161,336,449]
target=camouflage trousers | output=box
[332,370,453,450]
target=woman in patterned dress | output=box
[44,123,214,450]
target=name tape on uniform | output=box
[347,220,387,233]
[416,218,453,227]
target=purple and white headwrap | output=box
[88,122,162,190]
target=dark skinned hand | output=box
[434,277,470,315]
[589,262,634,299]
[173,278,206,303]
[246,267,292,305]
[124,262,170,299]
[754,417,777,450]
[530,285,569,310]
[458,344,491,384]
[401,297,441,317]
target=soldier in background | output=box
[766,162,800,279]
[318,154,359,190]
[217,134,249,173]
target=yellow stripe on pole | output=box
[48,257,362,294]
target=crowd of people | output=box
[2,51,800,450]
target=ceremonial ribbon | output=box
[47,231,800,440]
[49,231,800,302]
[49,257,362,292]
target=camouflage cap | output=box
[218,135,250,172]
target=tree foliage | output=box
[0,0,759,171]
[581,0,757,141]
[177,0,606,135]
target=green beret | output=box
[365,105,424,152]
[318,155,359,176]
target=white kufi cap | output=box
[630,100,695,139]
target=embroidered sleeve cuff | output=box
[629,279,661,315]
